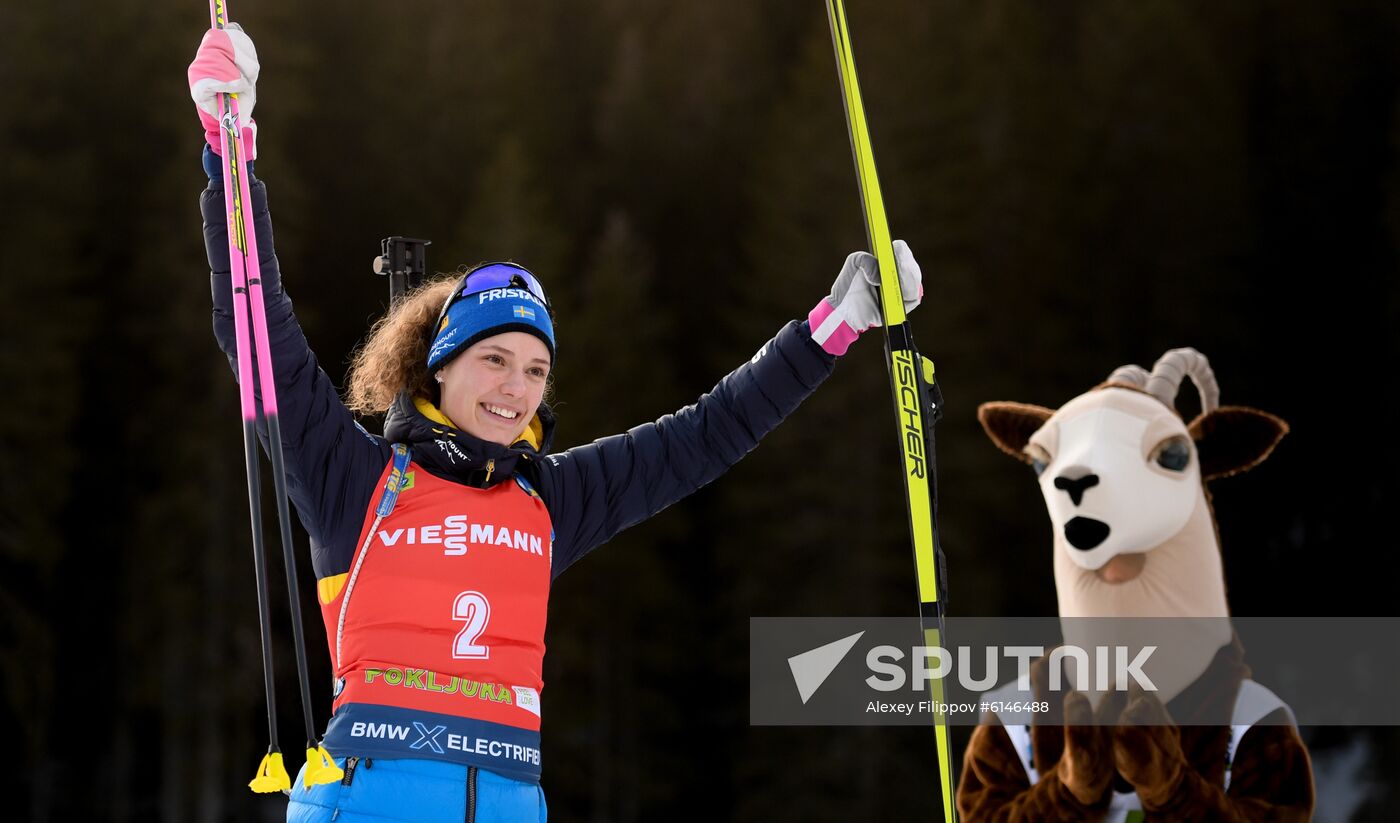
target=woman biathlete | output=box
[190,25,923,823]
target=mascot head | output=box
[978,349,1288,697]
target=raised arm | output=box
[539,241,923,576]
[540,319,832,575]
[192,28,388,571]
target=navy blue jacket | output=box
[201,149,837,584]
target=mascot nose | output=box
[1053,471,1099,506]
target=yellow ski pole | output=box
[823,1,958,818]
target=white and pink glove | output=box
[187,24,260,159]
[808,239,923,356]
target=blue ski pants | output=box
[287,757,547,823]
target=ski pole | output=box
[208,0,343,793]
[823,1,958,819]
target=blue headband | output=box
[427,263,556,371]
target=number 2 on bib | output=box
[452,591,491,659]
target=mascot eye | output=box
[1025,443,1051,476]
[1151,437,1191,471]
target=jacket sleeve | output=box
[201,146,390,577]
[537,319,836,577]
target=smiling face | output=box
[436,332,550,447]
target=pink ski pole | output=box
[208,0,343,794]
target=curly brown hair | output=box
[344,276,458,415]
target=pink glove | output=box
[187,24,260,159]
[808,239,923,356]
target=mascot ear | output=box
[977,402,1055,464]
[1188,406,1289,481]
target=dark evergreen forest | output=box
[2,0,1397,819]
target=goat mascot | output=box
[958,349,1315,821]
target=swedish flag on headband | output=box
[513,305,536,321]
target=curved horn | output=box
[1106,364,1149,388]
[1146,348,1220,414]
